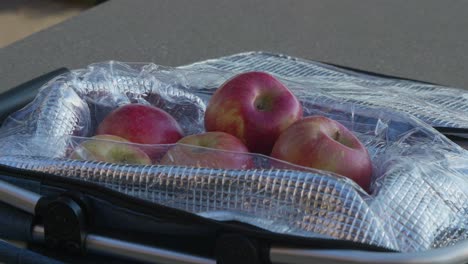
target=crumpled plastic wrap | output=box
[0,52,467,253]
[191,52,468,129]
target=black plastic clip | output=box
[35,192,88,254]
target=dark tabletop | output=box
[1,0,468,92]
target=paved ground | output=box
[1,0,468,91]
[0,0,93,48]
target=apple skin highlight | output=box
[205,71,303,155]
[70,135,152,165]
[271,116,372,191]
[161,132,253,169]
[96,104,184,161]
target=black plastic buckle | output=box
[35,192,88,254]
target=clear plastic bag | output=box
[0,53,467,253]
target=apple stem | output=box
[254,96,272,111]
[255,101,265,111]
[334,131,340,141]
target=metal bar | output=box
[32,225,45,243]
[4,178,465,264]
[270,240,468,264]
[32,225,215,264]
[0,179,214,263]
[0,179,40,214]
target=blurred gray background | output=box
[1,0,468,91]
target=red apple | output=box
[70,135,152,165]
[96,104,183,160]
[205,72,303,155]
[271,116,372,191]
[160,132,253,169]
